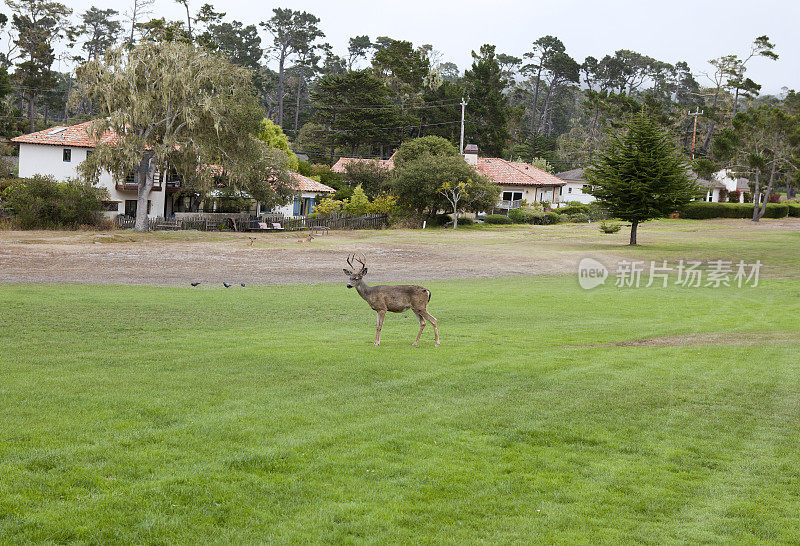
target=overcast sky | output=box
[60,0,799,95]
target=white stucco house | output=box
[11,121,334,218]
[698,170,749,202]
[553,168,596,205]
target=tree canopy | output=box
[72,41,294,231]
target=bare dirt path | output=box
[1,219,798,285]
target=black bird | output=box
[241,282,246,287]
[190,282,200,287]
[223,282,231,288]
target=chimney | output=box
[463,143,478,166]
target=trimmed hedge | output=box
[484,214,513,224]
[680,202,788,219]
[788,202,800,218]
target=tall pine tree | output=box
[463,44,508,157]
[586,112,699,245]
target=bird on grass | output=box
[241,283,246,287]
[223,282,232,288]
[190,282,201,287]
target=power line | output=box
[295,120,461,133]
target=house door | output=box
[540,190,553,203]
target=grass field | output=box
[2,275,800,542]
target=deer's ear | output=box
[343,268,353,275]
[362,267,368,275]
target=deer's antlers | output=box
[346,253,367,274]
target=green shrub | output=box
[453,216,474,226]
[788,202,800,218]
[2,175,107,229]
[565,213,589,223]
[599,220,622,233]
[484,214,513,225]
[558,204,590,215]
[681,201,788,219]
[543,211,562,224]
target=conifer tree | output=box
[586,112,699,245]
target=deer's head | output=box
[344,254,368,288]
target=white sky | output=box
[58,0,800,95]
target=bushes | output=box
[484,214,513,224]
[557,204,590,215]
[788,202,800,218]
[565,213,589,223]
[599,221,622,233]
[506,208,564,225]
[2,175,108,229]
[680,201,788,219]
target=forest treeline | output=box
[0,0,793,175]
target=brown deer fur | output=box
[344,255,439,346]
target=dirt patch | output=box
[565,331,800,348]
[0,229,596,285]
[1,219,799,286]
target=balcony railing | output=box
[496,199,523,210]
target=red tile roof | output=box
[331,152,563,187]
[11,120,117,147]
[291,172,334,193]
[331,153,395,173]
[476,158,565,187]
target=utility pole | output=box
[688,109,703,160]
[459,97,468,154]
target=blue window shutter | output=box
[293,199,301,215]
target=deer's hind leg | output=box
[413,311,426,346]
[421,310,439,347]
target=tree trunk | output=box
[28,93,35,134]
[530,66,543,135]
[134,154,156,232]
[629,220,638,245]
[184,3,193,41]
[751,167,761,222]
[277,50,286,127]
[294,70,303,134]
[758,162,776,220]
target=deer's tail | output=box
[425,288,431,302]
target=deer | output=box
[297,233,315,243]
[343,254,439,347]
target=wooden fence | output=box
[114,212,388,232]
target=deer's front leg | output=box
[375,310,386,345]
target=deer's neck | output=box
[355,281,373,302]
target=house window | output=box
[63,148,71,162]
[502,191,523,201]
[568,187,572,193]
[124,200,151,217]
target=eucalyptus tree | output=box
[347,35,371,70]
[714,105,799,221]
[124,0,154,44]
[72,7,121,62]
[7,0,72,132]
[522,35,564,135]
[260,8,324,128]
[71,42,294,231]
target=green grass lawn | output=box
[2,277,800,543]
